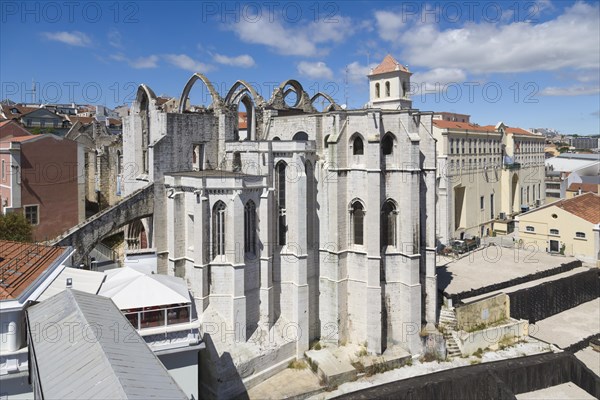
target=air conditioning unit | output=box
[499,212,507,220]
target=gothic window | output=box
[375,83,380,98]
[324,134,330,149]
[212,201,226,257]
[276,161,287,245]
[353,136,364,155]
[351,201,365,245]
[385,81,391,97]
[244,200,257,254]
[382,133,394,155]
[381,200,397,248]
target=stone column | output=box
[366,139,382,355]
[194,188,210,312]
[281,154,309,356]
[259,187,274,325]
[229,191,246,342]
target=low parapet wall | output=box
[456,293,510,331]
[336,352,600,400]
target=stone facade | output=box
[122,58,437,397]
[433,120,546,244]
[65,120,123,214]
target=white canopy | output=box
[98,267,190,310]
[37,267,105,302]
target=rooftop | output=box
[27,289,188,400]
[0,241,68,301]
[552,192,600,224]
[369,54,409,75]
[567,182,599,194]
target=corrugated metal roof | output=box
[27,289,189,400]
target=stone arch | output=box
[349,198,366,245]
[349,132,365,156]
[381,199,398,248]
[269,79,314,112]
[179,73,223,112]
[132,84,157,114]
[292,131,309,141]
[236,92,255,141]
[225,80,264,106]
[381,132,396,155]
[310,92,341,112]
[127,219,148,250]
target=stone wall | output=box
[456,293,510,331]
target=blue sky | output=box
[1,0,599,134]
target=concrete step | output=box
[305,349,356,388]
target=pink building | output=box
[0,134,85,241]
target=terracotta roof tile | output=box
[0,240,67,300]
[567,183,599,194]
[479,125,539,136]
[433,120,496,133]
[370,54,409,75]
[68,116,95,125]
[554,192,600,224]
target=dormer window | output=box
[10,108,18,114]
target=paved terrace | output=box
[438,246,582,296]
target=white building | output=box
[122,55,438,398]
[433,119,546,244]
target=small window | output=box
[480,196,484,210]
[351,201,365,245]
[549,229,559,235]
[381,134,394,156]
[385,81,390,97]
[25,205,39,225]
[525,226,535,232]
[575,232,586,239]
[1,160,4,180]
[551,213,558,219]
[375,83,380,98]
[353,136,364,155]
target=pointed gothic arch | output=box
[179,73,223,112]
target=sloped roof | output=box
[37,267,105,302]
[370,54,409,75]
[27,290,188,400]
[479,125,538,136]
[0,241,68,301]
[99,267,190,310]
[567,182,599,193]
[0,119,32,140]
[554,193,600,224]
[433,120,496,133]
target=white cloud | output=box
[345,61,378,84]
[376,2,600,75]
[42,31,91,47]
[110,54,158,69]
[374,10,406,42]
[164,54,213,73]
[297,61,333,79]
[411,68,467,92]
[226,15,353,56]
[213,53,255,68]
[108,28,123,49]
[540,85,600,96]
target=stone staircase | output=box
[439,308,462,358]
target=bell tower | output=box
[368,54,412,110]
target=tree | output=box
[0,212,33,242]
